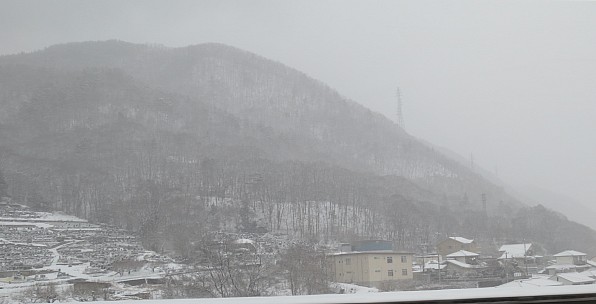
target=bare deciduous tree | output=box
[279,243,330,295]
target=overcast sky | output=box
[2,0,596,212]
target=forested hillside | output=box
[1,41,595,255]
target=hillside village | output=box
[3,196,596,302]
[0,200,174,302]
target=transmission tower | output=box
[396,86,405,129]
[482,193,487,217]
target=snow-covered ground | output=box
[329,282,379,294]
[66,284,596,304]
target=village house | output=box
[498,243,542,274]
[546,250,590,275]
[446,250,479,264]
[554,250,587,266]
[413,254,446,274]
[549,272,595,285]
[442,250,485,278]
[443,260,485,278]
[330,240,413,288]
[437,237,478,258]
[498,243,533,260]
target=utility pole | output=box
[505,252,509,282]
[523,241,529,277]
[436,242,441,284]
[437,252,441,283]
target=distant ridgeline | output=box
[0,41,595,255]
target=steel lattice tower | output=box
[396,86,405,129]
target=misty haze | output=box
[1,0,596,303]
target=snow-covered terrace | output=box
[0,221,53,228]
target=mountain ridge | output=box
[0,41,517,206]
[1,41,595,255]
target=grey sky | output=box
[2,0,596,213]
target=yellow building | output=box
[330,250,414,288]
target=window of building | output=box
[345,258,351,265]
[375,269,381,273]
[402,269,408,276]
[401,255,407,263]
[387,256,393,263]
[388,270,394,276]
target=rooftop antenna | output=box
[396,86,405,130]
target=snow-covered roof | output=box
[424,260,446,270]
[444,259,483,269]
[449,236,474,244]
[413,264,422,272]
[446,250,479,258]
[331,250,411,256]
[546,264,577,271]
[498,277,563,288]
[552,272,595,284]
[498,243,532,259]
[554,250,587,257]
